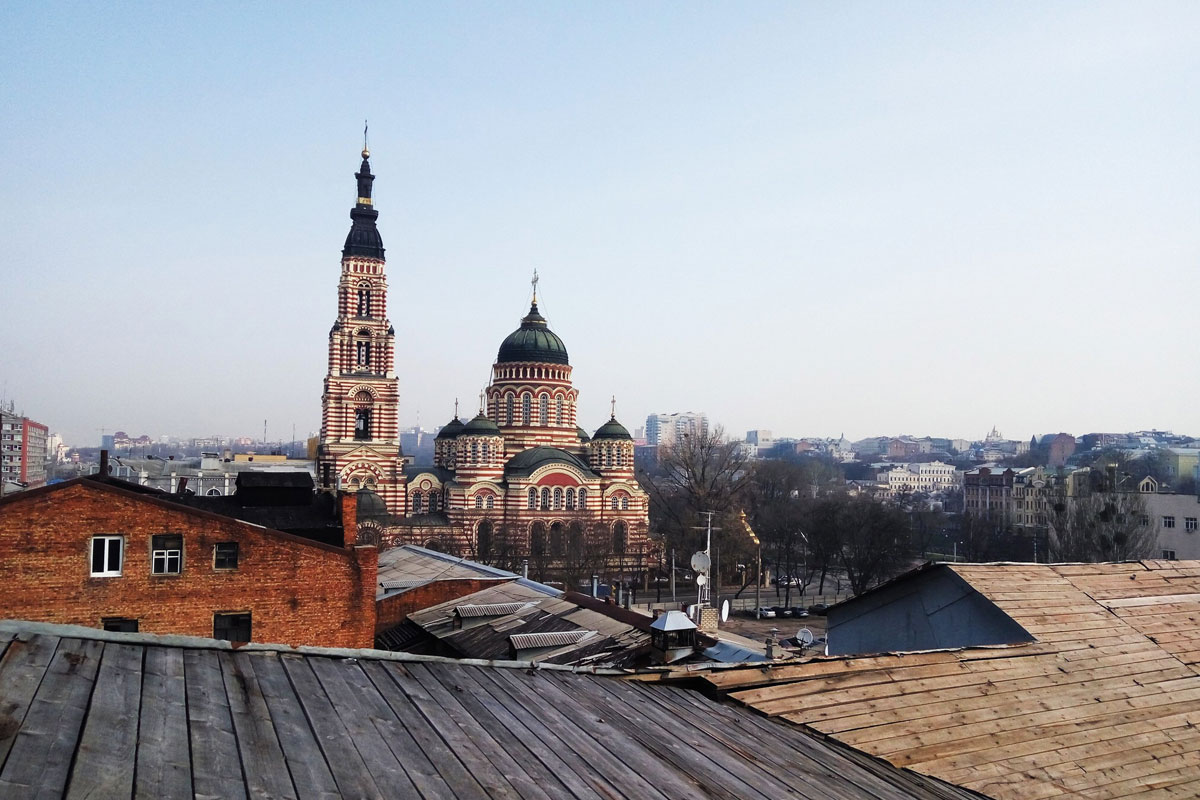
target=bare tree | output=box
[1048,467,1154,562]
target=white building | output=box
[878,461,962,497]
[645,412,709,447]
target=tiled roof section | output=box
[688,560,1200,800]
[0,621,983,800]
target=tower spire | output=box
[362,119,369,158]
[343,135,384,259]
[610,395,616,419]
[531,269,539,306]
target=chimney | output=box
[591,575,599,598]
[340,492,357,548]
[522,559,529,579]
[99,449,109,477]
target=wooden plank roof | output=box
[0,621,982,800]
[673,561,1200,800]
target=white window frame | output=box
[1187,517,1198,533]
[151,534,183,575]
[90,536,123,577]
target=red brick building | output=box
[317,148,654,579]
[0,477,377,648]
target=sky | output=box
[1,2,1198,447]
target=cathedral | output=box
[317,147,654,580]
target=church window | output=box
[475,494,484,509]
[530,523,546,556]
[621,495,629,510]
[541,487,550,510]
[567,523,584,559]
[612,495,620,510]
[413,494,424,514]
[565,488,576,510]
[354,408,372,440]
[471,442,479,462]
[556,397,564,425]
[553,488,563,510]
[540,395,549,426]
[522,394,531,426]
[356,339,371,367]
[505,395,514,426]
[476,521,493,559]
[612,522,627,555]
[486,494,494,509]
[527,488,536,509]
[482,442,489,461]
[428,493,438,512]
[578,488,587,507]
[357,288,371,317]
[604,447,612,468]
[550,522,565,556]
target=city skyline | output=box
[3,3,1198,446]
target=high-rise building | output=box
[1,411,49,493]
[645,412,709,447]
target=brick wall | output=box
[0,479,376,648]
[375,578,504,633]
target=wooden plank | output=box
[184,648,248,800]
[377,662,525,800]
[249,654,341,800]
[65,642,143,800]
[279,654,383,799]
[303,656,425,798]
[359,661,493,800]
[134,647,192,800]
[0,633,60,773]
[220,652,299,800]
[0,637,103,800]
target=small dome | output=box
[463,413,501,434]
[497,302,569,365]
[356,489,388,518]
[576,425,591,443]
[592,418,632,441]
[435,417,465,440]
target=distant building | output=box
[645,412,709,447]
[878,461,961,497]
[964,465,1087,527]
[1136,477,1200,560]
[1,410,48,493]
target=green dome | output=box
[497,302,569,365]
[356,489,388,519]
[576,425,591,443]
[592,418,632,440]
[435,417,465,440]
[463,413,501,434]
[504,446,598,478]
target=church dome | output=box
[592,418,632,441]
[435,417,465,440]
[356,488,388,519]
[577,426,591,443]
[497,302,569,365]
[463,413,501,434]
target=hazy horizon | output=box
[3,3,1197,447]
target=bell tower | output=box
[318,141,406,512]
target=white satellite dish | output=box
[695,574,708,587]
[690,551,711,574]
[797,628,815,646]
[720,599,730,622]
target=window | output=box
[429,493,439,512]
[151,534,183,575]
[578,488,586,507]
[556,397,564,425]
[506,395,514,426]
[1187,518,1198,532]
[413,494,424,514]
[522,394,532,426]
[528,487,536,509]
[1163,549,1178,561]
[214,542,239,570]
[485,494,494,509]
[475,494,484,509]
[553,488,563,510]
[355,408,372,440]
[1163,516,1176,529]
[356,339,371,367]
[540,395,549,426]
[1141,514,1151,527]
[357,288,371,317]
[621,495,629,510]
[471,442,479,463]
[102,617,138,632]
[541,487,551,510]
[612,522,627,555]
[214,612,252,643]
[566,488,576,510]
[612,496,620,510]
[90,536,123,577]
[550,522,565,556]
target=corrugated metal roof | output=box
[509,630,596,650]
[454,602,536,618]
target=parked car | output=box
[771,576,799,587]
[771,606,793,617]
[755,607,777,618]
[791,607,810,618]
[807,603,830,616]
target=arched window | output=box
[357,288,371,317]
[621,495,629,510]
[556,397,564,425]
[522,394,531,426]
[206,488,222,496]
[506,395,514,426]
[527,487,537,509]
[553,488,563,510]
[475,494,484,509]
[611,495,620,510]
[413,494,424,514]
[540,487,551,510]
[530,522,547,556]
[539,394,549,426]
[471,441,479,463]
[567,522,584,559]
[481,442,489,461]
[477,520,493,560]
[578,488,587,507]
[356,339,371,367]
[565,488,576,510]
[354,408,372,440]
[604,447,612,468]
[485,494,494,509]
[550,522,565,556]
[612,522,627,555]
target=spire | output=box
[531,269,539,306]
[479,390,485,414]
[454,398,459,418]
[610,395,617,420]
[343,132,385,259]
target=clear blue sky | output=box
[2,2,1197,446]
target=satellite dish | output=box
[690,551,711,573]
[695,574,708,587]
[720,599,730,622]
[798,628,815,646]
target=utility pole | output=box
[670,548,676,603]
[692,511,721,608]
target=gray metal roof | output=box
[509,630,596,651]
[0,620,985,799]
[455,602,537,618]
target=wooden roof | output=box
[0,620,981,799]
[678,561,1200,799]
